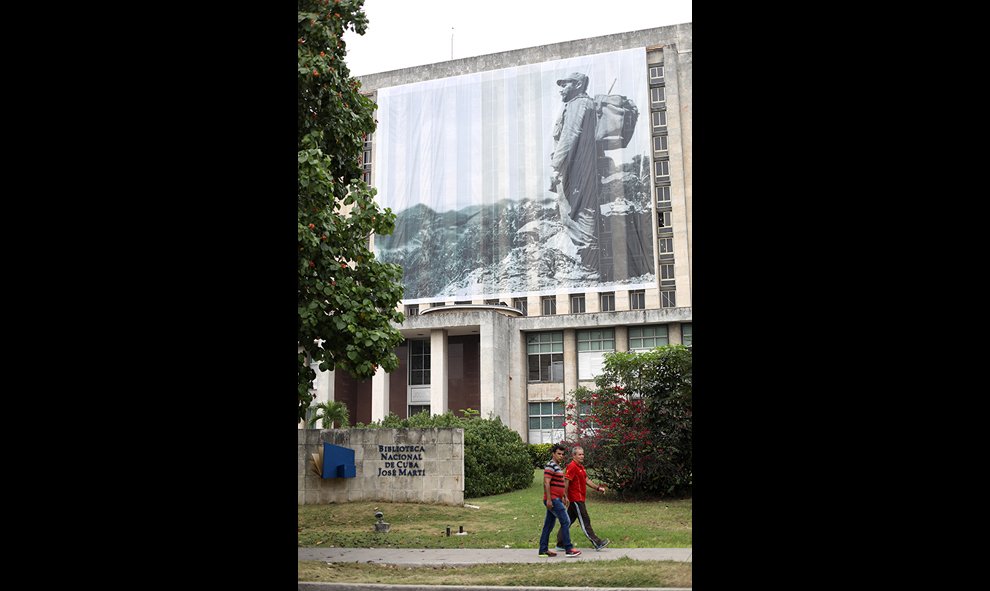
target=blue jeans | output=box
[539,498,572,553]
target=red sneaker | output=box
[565,549,582,557]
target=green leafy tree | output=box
[565,346,692,497]
[298,0,405,421]
[307,400,351,429]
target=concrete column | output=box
[480,313,511,425]
[563,329,578,440]
[371,365,390,421]
[614,326,629,353]
[430,329,449,415]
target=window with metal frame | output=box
[629,289,646,310]
[570,293,585,314]
[408,339,431,385]
[528,401,565,444]
[655,159,670,179]
[661,263,675,280]
[658,211,672,228]
[408,404,430,417]
[682,323,692,347]
[651,110,667,131]
[600,292,615,312]
[649,65,665,84]
[653,135,668,152]
[541,296,556,316]
[657,185,671,203]
[577,328,615,380]
[512,297,527,315]
[661,290,676,308]
[659,237,673,254]
[629,325,670,350]
[651,85,666,106]
[527,332,563,382]
[405,305,419,316]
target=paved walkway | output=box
[298,547,691,566]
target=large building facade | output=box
[308,23,692,444]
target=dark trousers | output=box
[556,500,603,547]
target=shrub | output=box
[565,345,692,498]
[528,443,553,469]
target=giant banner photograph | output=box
[374,48,655,303]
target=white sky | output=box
[343,0,692,77]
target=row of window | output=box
[526,324,690,383]
[405,289,679,318]
[649,58,676,305]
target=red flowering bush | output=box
[564,345,692,498]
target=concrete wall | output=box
[298,428,464,506]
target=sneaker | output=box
[596,538,611,550]
[554,545,566,551]
[538,550,558,557]
[565,549,582,557]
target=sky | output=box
[343,0,692,77]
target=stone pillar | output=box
[371,365,390,421]
[480,312,511,424]
[430,328,449,415]
[614,326,629,352]
[563,329,578,440]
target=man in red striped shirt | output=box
[538,443,581,557]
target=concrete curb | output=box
[298,547,692,565]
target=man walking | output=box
[538,443,582,557]
[556,446,611,551]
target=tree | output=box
[297,0,405,422]
[564,345,692,497]
[307,400,351,429]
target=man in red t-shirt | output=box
[556,445,611,551]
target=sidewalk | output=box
[298,547,692,566]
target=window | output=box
[661,290,676,308]
[661,263,675,280]
[577,328,615,380]
[653,135,668,152]
[649,65,665,84]
[405,305,419,317]
[408,339,431,385]
[659,237,673,254]
[600,292,615,312]
[656,185,670,203]
[658,211,672,228]
[485,298,499,305]
[629,290,645,310]
[651,110,667,131]
[408,404,430,417]
[528,401,564,444]
[430,301,445,308]
[541,296,557,316]
[512,297,527,315]
[650,85,666,106]
[577,401,599,434]
[629,325,669,350]
[655,160,670,179]
[527,332,564,382]
[362,133,373,184]
[454,300,471,305]
[570,293,586,314]
[682,323,692,347]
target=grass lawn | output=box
[298,469,691,549]
[298,468,692,586]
